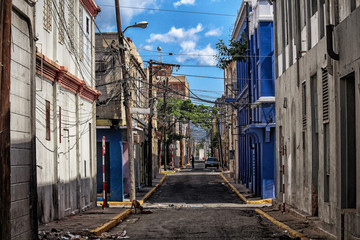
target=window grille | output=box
[43,0,52,31]
[302,81,307,129]
[58,0,65,44]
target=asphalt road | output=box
[108,162,291,239]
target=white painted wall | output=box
[35,0,97,223]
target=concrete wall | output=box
[35,0,98,223]
[10,1,37,239]
[36,77,96,223]
[274,1,360,238]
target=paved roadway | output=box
[108,162,291,239]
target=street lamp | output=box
[123,21,149,33]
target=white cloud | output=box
[96,0,158,31]
[147,24,203,43]
[205,28,222,37]
[142,45,154,51]
[177,43,217,66]
[174,0,195,7]
[146,24,217,66]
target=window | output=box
[58,0,65,44]
[59,107,61,143]
[311,0,318,16]
[302,81,307,129]
[351,0,356,12]
[340,72,356,209]
[319,0,325,38]
[323,123,330,202]
[46,100,51,140]
[86,17,90,34]
[322,68,329,122]
[68,0,75,52]
[43,0,52,31]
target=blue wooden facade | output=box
[232,1,276,199]
[96,128,125,202]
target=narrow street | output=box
[107,162,288,239]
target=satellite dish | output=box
[157,46,162,51]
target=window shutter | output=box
[322,68,329,122]
[302,81,307,129]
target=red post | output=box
[102,136,108,208]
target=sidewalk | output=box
[38,173,167,240]
[221,172,335,240]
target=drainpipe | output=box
[326,25,339,61]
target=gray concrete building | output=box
[273,1,360,238]
[8,1,37,239]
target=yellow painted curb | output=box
[220,173,307,239]
[248,199,273,204]
[91,174,168,235]
[220,173,248,203]
[90,209,133,236]
[161,170,176,173]
[97,201,132,206]
[254,209,308,240]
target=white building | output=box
[35,0,100,223]
[273,1,360,238]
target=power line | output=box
[99,5,237,17]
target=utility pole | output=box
[163,76,169,171]
[115,0,135,201]
[147,60,153,186]
[148,60,179,171]
[0,1,12,239]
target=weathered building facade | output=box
[95,33,150,201]
[227,0,275,199]
[7,1,37,239]
[274,1,360,238]
[35,0,100,223]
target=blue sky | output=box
[95,0,242,105]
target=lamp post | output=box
[123,21,149,33]
[115,0,148,201]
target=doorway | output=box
[340,72,356,209]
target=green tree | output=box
[157,98,218,132]
[215,33,248,69]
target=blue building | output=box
[96,128,126,202]
[229,0,275,199]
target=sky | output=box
[95,0,242,106]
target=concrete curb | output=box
[220,173,307,239]
[220,173,248,203]
[254,209,308,240]
[90,174,168,235]
[141,174,168,203]
[89,209,133,236]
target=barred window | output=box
[58,0,65,44]
[43,0,52,31]
[68,0,75,52]
[79,7,84,60]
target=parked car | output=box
[205,157,219,169]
